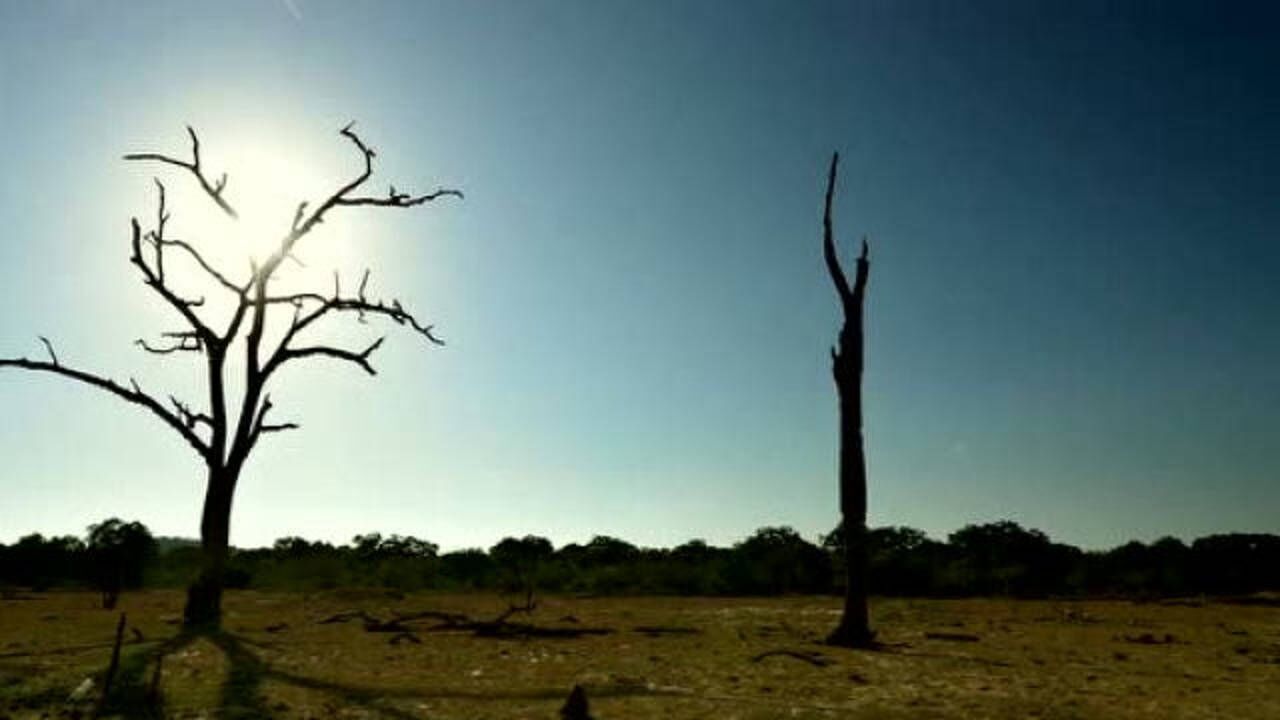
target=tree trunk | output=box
[827,351,873,646]
[183,468,237,628]
[822,152,874,648]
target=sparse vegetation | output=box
[3,520,1279,603]
[2,590,1278,718]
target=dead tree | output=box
[822,152,874,648]
[0,124,460,628]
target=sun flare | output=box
[163,139,357,301]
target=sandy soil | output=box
[2,591,1278,718]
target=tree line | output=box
[3,518,1277,601]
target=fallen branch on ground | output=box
[750,649,833,667]
[924,631,981,643]
[317,607,614,639]
[633,625,701,637]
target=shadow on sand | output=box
[91,627,650,719]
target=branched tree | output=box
[1,124,461,628]
[821,151,875,648]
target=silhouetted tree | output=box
[439,549,494,589]
[86,518,157,609]
[0,125,460,627]
[1190,533,1280,594]
[821,152,874,647]
[945,520,1080,596]
[731,526,830,594]
[490,535,554,607]
[826,523,942,596]
[0,533,85,590]
[580,535,641,566]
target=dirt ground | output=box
[1,591,1277,718]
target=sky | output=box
[0,1,1276,552]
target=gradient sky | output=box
[1,1,1276,551]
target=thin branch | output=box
[155,237,248,297]
[168,395,213,431]
[276,336,385,376]
[249,394,299,445]
[822,151,854,309]
[130,189,219,346]
[853,235,870,303]
[257,122,462,284]
[38,336,59,366]
[135,335,202,355]
[123,126,238,218]
[335,187,464,208]
[0,352,209,459]
[263,292,328,306]
[288,271,443,346]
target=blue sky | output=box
[1,1,1276,550]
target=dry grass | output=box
[2,591,1278,718]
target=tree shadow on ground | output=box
[95,628,663,719]
[99,628,202,718]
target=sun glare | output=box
[164,138,358,303]
[226,151,318,264]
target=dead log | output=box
[751,649,833,668]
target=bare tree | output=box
[0,124,460,628]
[822,152,874,647]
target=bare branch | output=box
[135,332,202,355]
[168,395,213,431]
[263,292,328,306]
[275,336,385,376]
[250,395,300,444]
[123,126,238,218]
[335,187,464,208]
[0,352,209,459]
[155,237,248,298]
[853,235,870,304]
[823,152,854,308]
[129,187,219,346]
[288,272,442,346]
[291,201,309,232]
[256,123,461,285]
[38,336,59,366]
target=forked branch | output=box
[275,336,386,376]
[251,395,299,444]
[263,123,462,283]
[260,269,441,381]
[129,185,219,346]
[822,152,869,314]
[124,126,238,218]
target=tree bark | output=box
[183,467,237,627]
[822,152,875,648]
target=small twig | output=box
[38,336,59,366]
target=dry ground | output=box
[1,591,1278,718]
